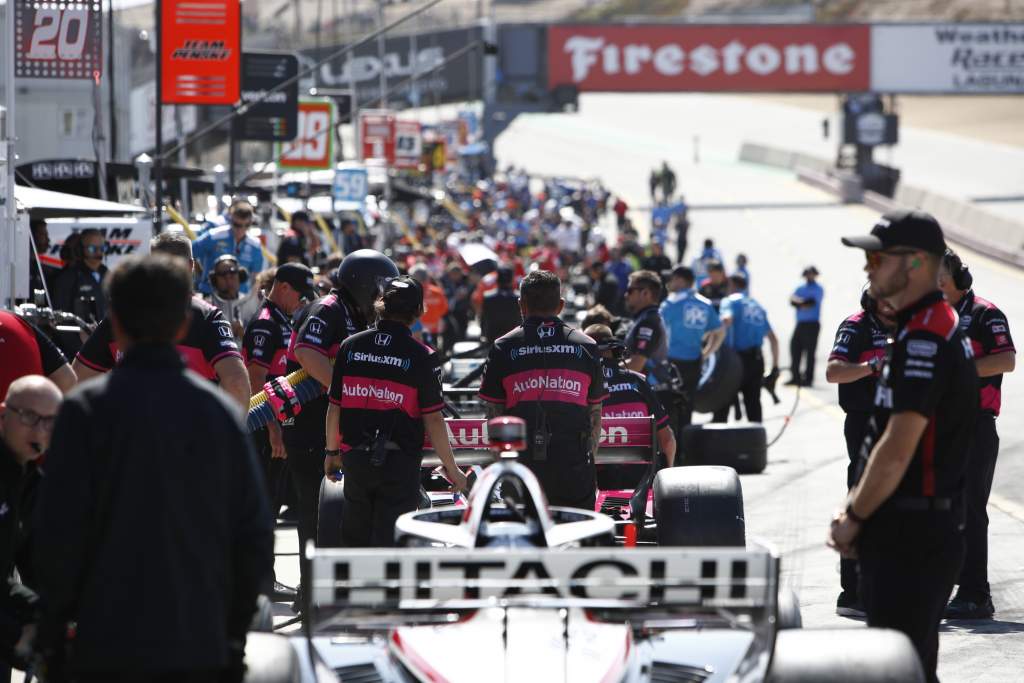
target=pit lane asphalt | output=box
[492,93,1024,680]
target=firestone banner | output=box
[549,24,870,92]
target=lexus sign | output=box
[549,25,870,92]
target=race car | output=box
[243,417,926,683]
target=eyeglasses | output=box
[865,249,917,269]
[5,406,58,430]
[214,267,240,277]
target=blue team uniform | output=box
[721,292,772,350]
[193,225,264,295]
[660,289,721,361]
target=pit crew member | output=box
[193,199,264,296]
[282,250,398,576]
[939,248,1016,620]
[0,311,76,398]
[478,270,608,509]
[324,276,467,547]
[585,324,676,467]
[71,232,251,410]
[713,274,779,424]
[826,287,896,618]
[659,266,724,434]
[829,211,978,683]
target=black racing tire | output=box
[653,466,745,547]
[316,478,346,548]
[243,632,301,683]
[680,423,768,474]
[768,628,925,682]
[777,586,802,630]
[694,347,743,414]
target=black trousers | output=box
[712,349,764,423]
[841,411,872,596]
[527,455,597,510]
[859,511,964,683]
[669,358,703,435]
[957,413,1000,600]
[789,321,820,384]
[341,450,423,547]
[283,442,324,582]
[74,671,225,682]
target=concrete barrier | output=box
[740,140,1024,268]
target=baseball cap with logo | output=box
[841,210,947,254]
[274,262,316,299]
[381,275,423,316]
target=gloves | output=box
[763,366,781,405]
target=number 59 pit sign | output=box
[276,99,335,171]
[15,0,103,79]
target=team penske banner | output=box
[160,0,241,104]
[549,24,870,92]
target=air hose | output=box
[246,368,324,433]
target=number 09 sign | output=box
[15,0,103,79]
[276,99,336,171]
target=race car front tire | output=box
[653,465,745,547]
[680,423,768,474]
[316,478,346,548]
[768,628,924,682]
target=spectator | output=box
[699,260,729,310]
[410,264,450,348]
[735,253,750,290]
[28,220,59,299]
[692,238,723,281]
[588,260,624,316]
[642,242,672,275]
[193,199,264,295]
[340,218,365,256]
[277,210,321,266]
[52,229,108,324]
[480,266,521,343]
[441,263,473,344]
[788,266,824,387]
[607,247,633,295]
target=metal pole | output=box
[154,0,163,232]
[376,1,386,109]
[5,0,19,308]
[229,130,236,193]
[176,105,189,218]
[347,0,359,158]
[107,0,117,159]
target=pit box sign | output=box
[394,120,423,170]
[233,51,299,141]
[333,164,369,204]
[15,0,103,79]
[359,110,396,163]
[276,99,335,171]
[43,218,153,269]
[160,0,241,104]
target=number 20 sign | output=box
[15,0,103,79]
[276,99,336,171]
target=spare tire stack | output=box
[680,423,768,474]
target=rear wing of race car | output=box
[423,416,657,468]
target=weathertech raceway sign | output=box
[549,25,870,92]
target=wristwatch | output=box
[324,448,342,458]
[845,503,867,524]
[867,356,883,374]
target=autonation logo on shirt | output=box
[343,382,406,405]
[512,374,583,397]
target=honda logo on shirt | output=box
[375,333,392,346]
[538,325,555,339]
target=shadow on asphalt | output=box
[941,619,1024,634]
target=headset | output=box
[208,255,249,286]
[859,284,876,314]
[943,249,973,290]
[595,336,628,362]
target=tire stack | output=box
[680,423,768,474]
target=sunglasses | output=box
[84,244,105,255]
[865,249,917,268]
[5,406,58,430]
[214,267,240,277]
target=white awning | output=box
[15,186,147,217]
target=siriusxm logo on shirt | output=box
[348,350,411,371]
[510,344,583,360]
[607,381,636,393]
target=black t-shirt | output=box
[699,280,729,310]
[600,359,670,430]
[857,291,978,502]
[828,310,890,413]
[75,296,240,380]
[480,288,522,342]
[625,305,667,365]
[955,290,1015,416]
[282,290,363,448]
[478,317,607,462]
[241,300,292,380]
[327,320,444,455]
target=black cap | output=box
[802,265,819,277]
[275,262,316,299]
[381,275,423,315]
[841,210,947,254]
[496,265,514,287]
